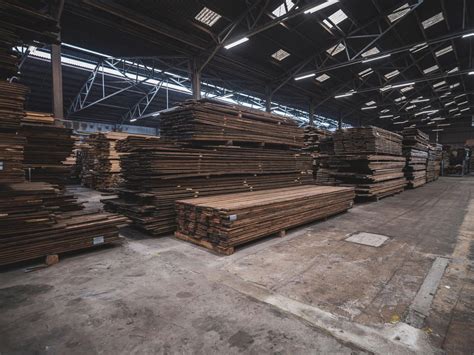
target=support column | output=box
[190,58,201,100]
[265,85,272,113]
[338,110,342,130]
[51,43,64,119]
[309,99,315,126]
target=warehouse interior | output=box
[0,0,473,354]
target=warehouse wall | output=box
[62,120,158,136]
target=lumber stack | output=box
[159,100,304,148]
[330,127,406,199]
[315,136,340,185]
[80,132,141,191]
[175,185,355,255]
[105,137,313,235]
[425,143,443,182]
[22,111,55,124]
[0,182,128,266]
[303,126,332,182]
[0,81,29,184]
[105,102,313,236]
[402,128,429,188]
[21,121,75,186]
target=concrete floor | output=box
[0,177,473,354]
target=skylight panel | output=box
[326,43,345,56]
[315,73,331,82]
[388,3,411,23]
[380,109,390,113]
[271,49,290,61]
[448,67,459,73]
[358,68,374,77]
[433,80,447,88]
[422,12,444,29]
[450,82,460,89]
[423,65,439,74]
[195,7,222,27]
[410,42,428,53]
[361,47,380,57]
[395,96,406,102]
[366,100,376,106]
[384,70,400,79]
[272,0,295,17]
[327,9,348,26]
[406,105,416,110]
[435,45,453,57]
[400,86,414,93]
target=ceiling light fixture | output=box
[361,106,377,110]
[392,82,415,89]
[224,37,249,49]
[462,32,474,38]
[295,73,316,81]
[304,0,340,14]
[335,91,355,99]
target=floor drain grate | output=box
[344,232,389,247]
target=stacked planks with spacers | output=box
[0,7,129,266]
[330,127,406,199]
[104,100,316,236]
[175,185,355,255]
[402,128,430,188]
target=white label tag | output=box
[93,236,105,245]
[229,214,237,222]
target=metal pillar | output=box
[51,44,64,119]
[338,110,342,130]
[265,85,272,113]
[309,99,315,126]
[190,58,201,100]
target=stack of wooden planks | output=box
[0,182,128,266]
[329,127,406,199]
[22,111,55,124]
[0,81,29,184]
[21,120,75,186]
[304,126,332,182]
[159,100,304,148]
[426,143,443,182]
[105,102,313,236]
[175,185,355,255]
[333,127,403,156]
[402,128,429,188]
[80,132,142,191]
[315,135,340,185]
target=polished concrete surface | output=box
[1,177,473,354]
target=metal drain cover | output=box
[345,232,389,247]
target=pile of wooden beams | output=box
[330,127,406,199]
[315,136,340,185]
[105,102,313,236]
[0,182,128,266]
[175,185,355,255]
[426,143,442,182]
[402,128,429,188]
[80,132,140,191]
[159,100,304,148]
[303,126,333,182]
[21,119,75,186]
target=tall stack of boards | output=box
[402,128,429,188]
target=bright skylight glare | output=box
[400,86,414,93]
[423,65,439,74]
[422,12,444,29]
[388,3,411,23]
[384,70,400,79]
[410,42,428,53]
[361,47,380,57]
[435,45,453,57]
[315,73,331,82]
[271,49,291,61]
[195,7,222,27]
[358,68,374,77]
[324,9,348,28]
[433,80,447,88]
[326,43,346,56]
[272,0,295,17]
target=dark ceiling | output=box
[20,0,474,141]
